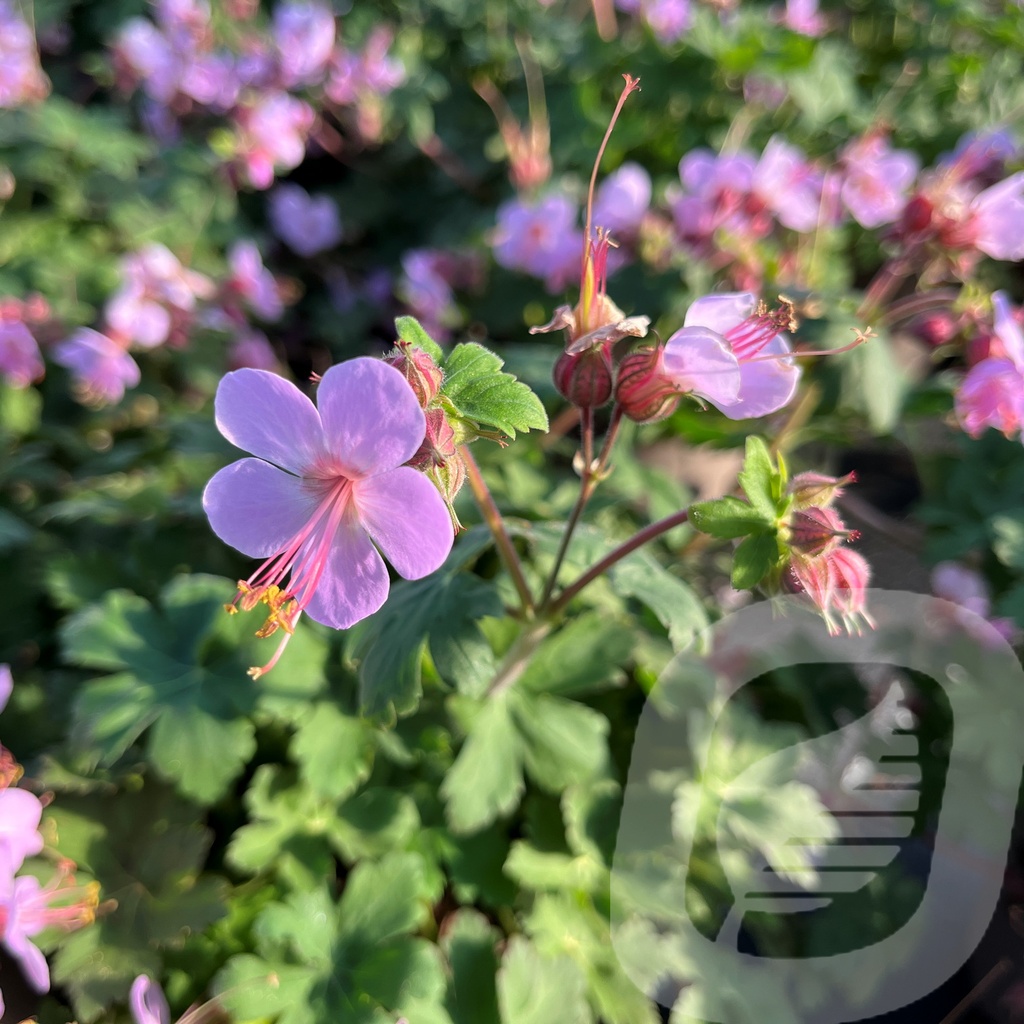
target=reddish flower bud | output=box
[385,344,444,408]
[787,506,857,557]
[901,193,934,235]
[614,346,681,424]
[786,470,856,509]
[409,407,457,470]
[553,345,613,410]
[915,310,957,347]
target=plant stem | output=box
[879,287,960,327]
[538,405,624,609]
[549,507,690,616]
[486,618,553,697]
[461,446,535,617]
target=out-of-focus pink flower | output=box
[0,862,99,996]
[396,249,476,343]
[967,173,1024,261]
[777,0,827,35]
[0,1,50,108]
[113,18,181,103]
[642,0,693,43]
[0,319,44,388]
[0,664,11,714]
[592,162,652,238]
[325,27,404,106]
[233,92,314,191]
[955,291,1024,439]
[203,359,454,676]
[752,136,823,233]
[227,241,283,321]
[0,788,43,876]
[177,51,239,110]
[931,561,1019,647]
[268,183,342,257]
[670,149,763,248]
[273,1,335,87]
[839,134,919,228]
[130,976,170,1024]
[493,193,583,292]
[228,328,278,371]
[53,329,142,405]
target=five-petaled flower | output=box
[203,358,455,677]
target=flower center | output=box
[725,299,798,360]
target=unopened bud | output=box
[787,471,855,509]
[553,346,613,410]
[385,344,444,408]
[786,505,858,557]
[615,345,680,424]
[409,408,457,470]
[901,193,933,235]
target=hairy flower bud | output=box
[409,407,457,470]
[900,193,933,235]
[553,346,613,410]
[385,344,444,408]
[786,505,857,557]
[786,470,855,509]
[615,346,681,424]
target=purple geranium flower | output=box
[268,184,343,257]
[53,329,141,405]
[840,134,919,229]
[203,359,454,676]
[0,788,43,876]
[642,0,693,43]
[670,292,801,419]
[273,1,336,87]
[752,136,823,233]
[228,241,283,320]
[493,193,583,292]
[0,319,44,388]
[0,0,49,108]
[592,162,652,238]
[233,92,314,190]
[968,172,1024,261]
[956,291,1024,438]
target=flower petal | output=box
[6,926,50,991]
[662,326,742,409]
[993,291,1024,372]
[316,358,425,477]
[354,467,454,580]
[684,292,756,335]
[302,516,390,629]
[215,368,325,474]
[720,334,801,420]
[203,458,319,558]
[130,976,171,1024]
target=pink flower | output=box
[592,162,652,238]
[203,359,454,676]
[0,1,49,108]
[493,194,582,292]
[956,291,1024,439]
[0,863,99,996]
[0,788,43,876]
[228,328,278,371]
[0,319,44,388]
[0,664,11,714]
[233,92,314,191]
[268,184,342,257]
[665,292,800,419]
[968,172,1024,261]
[130,976,170,1024]
[840,135,919,228]
[53,329,141,405]
[777,0,827,36]
[752,136,823,233]
[272,1,335,87]
[227,241,283,320]
[789,545,874,636]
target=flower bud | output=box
[409,407,457,470]
[786,505,857,557]
[385,344,444,408]
[900,193,933,235]
[786,470,855,509]
[553,346,613,410]
[614,345,681,424]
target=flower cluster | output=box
[0,667,99,1012]
[112,0,404,189]
[0,296,48,389]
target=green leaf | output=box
[63,575,325,803]
[608,554,708,651]
[689,496,772,539]
[840,328,909,434]
[442,343,549,439]
[731,532,781,590]
[511,690,609,793]
[788,42,858,127]
[337,852,434,951]
[216,955,316,1024]
[350,561,503,717]
[497,937,592,1024]
[442,694,525,834]
[442,910,502,1024]
[737,436,777,517]
[395,315,445,362]
[292,702,374,802]
[517,613,635,696]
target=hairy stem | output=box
[549,507,690,615]
[461,446,535,617]
[486,618,553,697]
